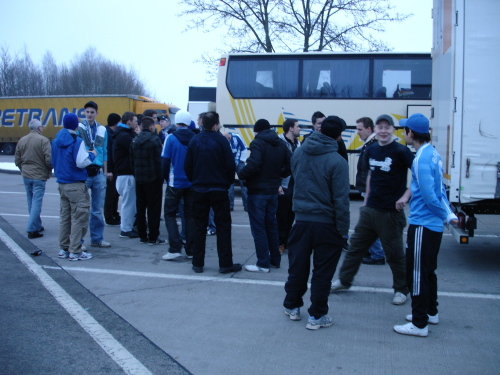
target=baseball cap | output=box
[375,114,394,126]
[399,113,430,133]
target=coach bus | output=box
[216,52,432,186]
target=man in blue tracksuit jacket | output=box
[393,113,458,337]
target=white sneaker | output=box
[162,252,183,261]
[244,264,270,273]
[330,279,349,292]
[284,308,301,321]
[394,322,428,337]
[406,313,439,325]
[58,249,69,259]
[68,251,93,261]
[392,292,408,305]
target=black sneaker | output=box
[219,263,242,274]
[192,266,204,273]
[361,257,385,265]
[149,238,166,246]
[139,238,149,244]
[28,231,43,239]
[106,218,121,226]
[120,230,139,238]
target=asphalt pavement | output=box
[1,155,499,375]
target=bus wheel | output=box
[2,143,16,155]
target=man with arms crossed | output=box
[77,101,110,248]
[393,113,458,337]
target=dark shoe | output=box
[192,266,204,273]
[270,263,280,269]
[120,230,139,238]
[106,218,121,226]
[28,231,43,239]
[139,238,149,244]
[219,263,242,274]
[361,257,386,265]
[149,238,166,246]
[39,226,45,232]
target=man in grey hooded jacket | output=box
[283,116,350,330]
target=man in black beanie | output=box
[238,119,291,273]
[283,115,349,329]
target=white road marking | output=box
[1,213,498,238]
[0,191,59,196]
[44,265,500,301]
[0,229,153,375]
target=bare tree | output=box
[180,0,409,60]
[0,47,149,97]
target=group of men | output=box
[15,101,457,337]
[281,112,457,336]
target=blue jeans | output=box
[228,181,248,210]
[23,177,46,233]
[247,194,280,268]
[85,171,106,243]
[369,238,385,260]
[164,186,195,255]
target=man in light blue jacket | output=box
[394,113,458,337]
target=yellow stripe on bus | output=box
[229,94,242,125]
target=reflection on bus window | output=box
[373,59,431,99]
[227,59,299,98]
[302,60,369,98]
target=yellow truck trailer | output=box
[0,95,179,154]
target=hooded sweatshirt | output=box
[161,127,196,189]
[291,131,350,236]
[238,129,291,195]
[51,128,94,184]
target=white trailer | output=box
[431,0,500,243]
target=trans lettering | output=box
[0,108,86,127]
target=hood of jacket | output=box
[53,128,76,149]
[255,128,280,146]
[133,128,156,146]
[113,125,135,140]
[172,128,195,146]
[300,131,338,155]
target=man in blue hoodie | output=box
[393,113,458,337]
[283,116,350,330]
[161,110,196,259]
[52,113,96,261]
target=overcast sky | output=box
[1,0,432,110]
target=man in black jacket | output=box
[184,111,242,274]
[113,111,139,239]
[238,119,291,273]
[131,116,165,245]
[104,113,121,226]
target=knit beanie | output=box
[254,119,271,133]
[107,113,121,126]
[63,113,79,130]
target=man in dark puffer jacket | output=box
[131,116,164,244]
[238,119,291,273]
